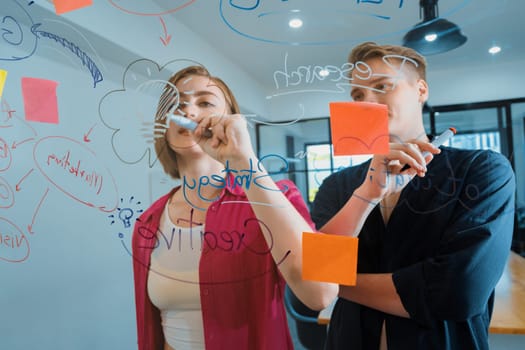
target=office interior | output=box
[2,1,524,349]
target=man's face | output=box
[350,57,428,142]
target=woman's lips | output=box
[177,128,190,136]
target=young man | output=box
[311,42,516,349]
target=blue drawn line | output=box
[357,0,404,8]
[1,0,38,61]
[229,0,260,11]
[219,0,472,46]
[30,24,103,87]
[258,9,391,20]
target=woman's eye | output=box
[199,101,215,107]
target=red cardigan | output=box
[132,178,315,350]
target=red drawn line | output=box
[28,188,49,234]
[11,137,35,149]
[84,123,96,142]
[16,168,34,191]
[108,0,196,17]
[159,17,172,46]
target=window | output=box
[305,144,370,202]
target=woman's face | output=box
[165,74,230,152]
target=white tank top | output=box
[147,203,206,350]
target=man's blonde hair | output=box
[348,42,427,81]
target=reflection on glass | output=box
[444,131,501,153]
[305,144,371,202]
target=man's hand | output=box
[358,140,441,202]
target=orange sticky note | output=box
[329,102,389,156]
[0,69,7,98]
[302,232,358,286]
[54,0,93,15]
[21,77,59,124]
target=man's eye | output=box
[377,83,392,91]
[352,94,363,101]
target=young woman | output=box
[132,65,337,350]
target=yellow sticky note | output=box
[0,69,7,98]
[302,232,358,286]
[54,0,93,15]
[329,101,390,156]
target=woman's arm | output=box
[195,114,337,310]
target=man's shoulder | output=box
[441,146,511,167]
[439,147,514,182]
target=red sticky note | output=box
[21,77,59,124]
[329,102,389,156]
[302,232,358,286]
[54,0,93,15]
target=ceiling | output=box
[158,0,523,94]
[28,0,523,120]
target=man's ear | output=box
[417,79,429,104]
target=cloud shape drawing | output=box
[98,58,203,168]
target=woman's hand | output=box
[193,113,256,166]
[358,140,441,202]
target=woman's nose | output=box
[180,102,198,119]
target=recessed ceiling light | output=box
[488,45,501,55]
[319,69,330,77]
[289,18,303,29]
[424,33,438,42]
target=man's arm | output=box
[339,273,409,318]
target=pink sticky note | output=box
[54,0,93,15]
[0,69,7,98]
[329,102,389,156]
[21,77,59,124]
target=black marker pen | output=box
[401,127,456,171]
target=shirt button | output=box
[210,205,217,212]
[203,289,209,296]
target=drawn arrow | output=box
[11,137,35,149]
[159,17,172,46]
[28,188,49,234]
[83,123,96,142]
[16,168,34,191]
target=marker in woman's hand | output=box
[401,127,456,171]
[166,114,213,138]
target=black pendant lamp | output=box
[403,0,467,55]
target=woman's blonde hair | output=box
[154,65,241,179]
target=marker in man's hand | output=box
[166,114,213,138]
[401,127,456,171]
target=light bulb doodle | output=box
[108,196,143,235]
[118,208,134,228]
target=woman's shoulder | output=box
[138,188,177,221]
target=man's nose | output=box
[361,90,380,104]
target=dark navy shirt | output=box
[311,147,516,350]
